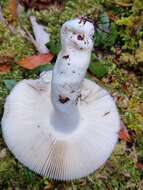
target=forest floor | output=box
[0,0,143,189]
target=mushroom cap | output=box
[2,71,120,181]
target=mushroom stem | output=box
[51,47,92,131]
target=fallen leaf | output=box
[19,0,64,10]
[79,179,87,186]
[136,162,143,171]
[44,182,54,190]
[113,47,122,66]
[17,53,54,69]
[0,65,11,74]
[119,120,130,142]
[0,55,13,74]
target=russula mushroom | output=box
[1,18,120,181]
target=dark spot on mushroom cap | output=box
[59,95,70,104]
[72,70,76,73]
[77,34,84,41]
[62,55,69,59]
[68,63,70,66]
[103,112,110,116]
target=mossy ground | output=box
[0,0,143,189]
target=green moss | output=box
[0,151,44,189]
[0,24,35,60]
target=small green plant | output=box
[4,80,17,91]
[89,54,109,78]
[94,12,118,48]
[46,41,60,55]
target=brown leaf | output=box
[108,11,119,21]
[0,55,13,74]
[0,65,11,74]
[19,0,64,10]
[136,162,143,171]
[9,0,17,22]
[17,53,54,69]
[44,182,54,190]
[113,47,122,66]
[119,120,130,142]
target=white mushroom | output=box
[1,18,120,181]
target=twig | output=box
[0,6,17,34]
[107,0,132,7]
[18,20,41,53]
[17,8,45,53]
[0,5,41,53]
[114,1,132,7]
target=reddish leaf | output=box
[17,53,54,70]
[119,120,130,142]
[0,55,13,74]
[136,162,143,171]
[19,0,64,10]
[0,65,11,74]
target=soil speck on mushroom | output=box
[59,95,70,104]
[77,34,84,41]
[103,112,110,116]
[62,55,69,59]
